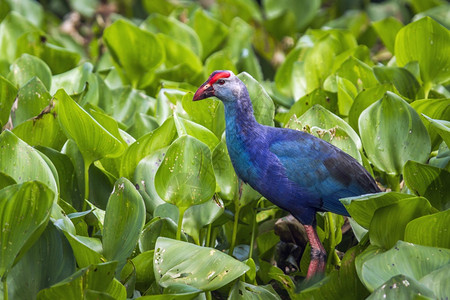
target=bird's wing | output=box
[268,129,378,215]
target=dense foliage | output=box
[0,0,449,299]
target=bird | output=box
[193,70,380,279]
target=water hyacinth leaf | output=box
[359,92,431,175]
[6,223,76,299]
[155,135,216,209]
[13,102,66,150]
[16,31,81,74]
[127,113,159,140]
[341,192,415,228]
[103,178,146,268]
[0,172,16,190]
[134,148,167,214]
[358,240,450,292]
[395,17,450,86]
[274,47,306,101]
[403,160,450,210]
[348,84,391,134]
[411,98,450,149]
[182,92,225,139]
[174,115,220,151]
[283,89,338,125]
[191,9,228,60]
[404,210,450,248]
[366,274,435,300]
[0,130,58,195]
[336,57,378,91]
[106,86,154,128]
[419,263,450,299]
[303,31,357,92]
[369,197,431,249]
[139,217,179,252]
[10,76,51,128]
[9,54,52,90]
[0,12,38,63]
[53,89,125,165]
[288,104,362,157]
[120,117,176,179]
[229,281,281,299]
[50,63,98,106]
[422,115,450,148]
[154,237,249,290]
[61,232,103,268]
[182,198,224,244]
[212,140,238,201]
[372,17,403,53]
[142,14,202,58]
[373,66,420,100]
[0,181,54,279]
[0,76,17,127]
[336,76,357,116]
[103,19,164,89]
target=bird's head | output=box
[193,70,241,103]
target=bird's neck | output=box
[222,90,259,137]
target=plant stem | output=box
[229,205,240,257]
[206,224,212,247]
[326,212,336,266]
[387,174,400,192]
[176,207,186,240]
[3,278,7,300]
[82,161,90,211]
[248,208,257,260]
[206,291,212,300]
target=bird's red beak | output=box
[193,82,214,101]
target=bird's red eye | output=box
[218,79,225,85]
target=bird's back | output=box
[228,124,379,224]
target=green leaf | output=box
[359,92,431,175]
[358,240,450,292]
[0,76,18,127]
[411,98,450,150]
[190,9,228,60]
[174,114,219,151]
[369,197,431,249]
[50,63,98,106]
[341,192,415,228]
[9,54,52,90]
[61,232,103,268]
[274,47,305,102]
[16,31,81,74]
[372,17,403,53]
[419,263,450,299]
[139,217,179,252]
[366,274,435,300]
[395,17,450,86]
[0,130,58,195]
[0,12,38,63]
[154,237,249,290]
[6,223,76,299]
[120,117,176,179]
[348,84,391,134]
[336,57,378,91]
[155,135,216,209]
[404,210,450,248]
[286,104,362,162]
[373,66,420,100]
[182,92,225,139]
[53,89,125,165]
[212,140,238,201]
[103,19,164,89]
[142,14,202,58]
[229,281,281,299]
[403,160,450,210]
[10,76,51,127]
[237,72,275,126]
[422,114,450,148]
[282,89,338,125]
[0,181,54,279]
[103,178,145,268]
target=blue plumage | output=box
[193,70,380,278]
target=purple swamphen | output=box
[193,70,380,278]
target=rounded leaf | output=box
[359,91,431,175]
[155,135,216,209]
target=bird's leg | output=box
[304,224,327,279]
